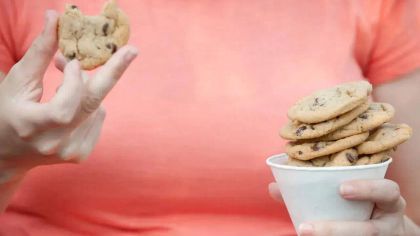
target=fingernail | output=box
[124,49,138,61]
[340,184,355,196]
[299,223,314,236]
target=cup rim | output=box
[266,153,392,171]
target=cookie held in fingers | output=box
[286,132,369,161]
[280,102,369,140]
[357,123,412,155]
[320,103,395,141]
[58,0,130,70]
[287,81,372,124]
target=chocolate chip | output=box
[67,52,76,60]
[380,104,386,111]
[309,125,315,130]
[358,113,368,119]
[311,143,321,151]
[295,126,307,136]
[346,153,357,163]
[106,43,117,54]
[71,5,78,9]
[312,97,325,107]
[102,23,109,36]
[298,151,303,155]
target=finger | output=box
[54,54,89,85]
[340,179,406,213]
[48,60,83,126]
[30,128,69,155]
[268,182,283,202]
[54,53,68,72]
[78,108,106,161]
[299,221,378,236]
[13,10,59,78]
[81,45,138,114]
[59,108,106,161]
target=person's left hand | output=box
[269,179,419,236]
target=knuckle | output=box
[36,142,59,155]
[16,126,35,139]
[398,197,407,210]
[50,109,74,125]
[60,150,87,163]
[49,104,75,125]
[387,180,401,202]
[10,119,36,140]
[60,150,80,161]
[82,94,101,114]
[97,107,106,119]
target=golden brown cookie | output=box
[287,157,314,167]
[280,102,369,140]
[325,149,358,167]
[320,103,395,141]
[286,132,369,160]
[58,0,130,70]
[357,123,412,154]
[287,81,372,124]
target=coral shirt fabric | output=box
[0,0,419,235]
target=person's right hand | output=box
[0,10,138,184]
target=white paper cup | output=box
[266,153,392,234]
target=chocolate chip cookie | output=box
[357,123,412,154]
[320,103,395,141]
[280,102,369,140]
[58,0,130,70]
[356,150,392,165]
[287,81,372,124]
[286,132,369,160]
[324,148,358,167]
[287,157,315,167]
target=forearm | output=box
[374,69,420,223]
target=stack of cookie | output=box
[280,81,412,167]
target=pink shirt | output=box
[0,0,419,235]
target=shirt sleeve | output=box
[363,0,420,85]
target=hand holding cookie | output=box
[0,4,137,183]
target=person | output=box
[0,0,419,235]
